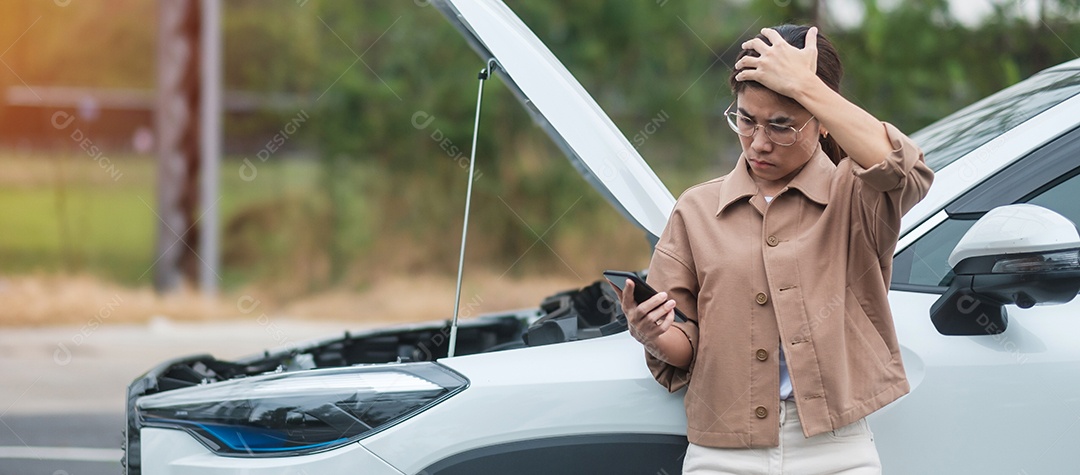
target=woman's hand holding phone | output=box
[609,279,678,346]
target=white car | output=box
[124,1,1080,473]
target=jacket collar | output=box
[716,144,834,216]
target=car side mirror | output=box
[930,204,1080,336]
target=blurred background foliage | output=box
[0,0,1077,301]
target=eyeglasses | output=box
[724,101,816,147]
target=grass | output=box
[0,151,320,285]
[0,150,632,326]
[0,145,665,296]
[0,149,670,326]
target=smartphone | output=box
[603,270,688,323]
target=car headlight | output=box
[136,362,467,456]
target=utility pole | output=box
[811,0,826,29]
[154,0,221,294]
[199,0,222,296]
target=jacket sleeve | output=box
[851,122,935,257]
[644,203,700,392]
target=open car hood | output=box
[433,0,676,241]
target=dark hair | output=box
[729,24,845,164]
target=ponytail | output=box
[819,134,845,165]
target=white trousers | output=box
[682,399,882,475]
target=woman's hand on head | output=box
[609,279,677,346]
[734,26,821,101]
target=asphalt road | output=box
[0,413,123,475]
[0,318,377,474]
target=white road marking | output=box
[0,446,121,462]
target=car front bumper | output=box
[139,428,404,475]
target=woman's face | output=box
[734,87,821,185]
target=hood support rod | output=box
[448,58,498,358]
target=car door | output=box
[873,125,1080,474]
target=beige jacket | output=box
[645,122,934,448]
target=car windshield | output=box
[913,66,1080,172]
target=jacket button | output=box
[767,235,779,247]
[756,348,768,361]
[755,292,768,305]
[755,406,768,418]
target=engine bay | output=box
[123,277,630,472]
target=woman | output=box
[613,25,933,474]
